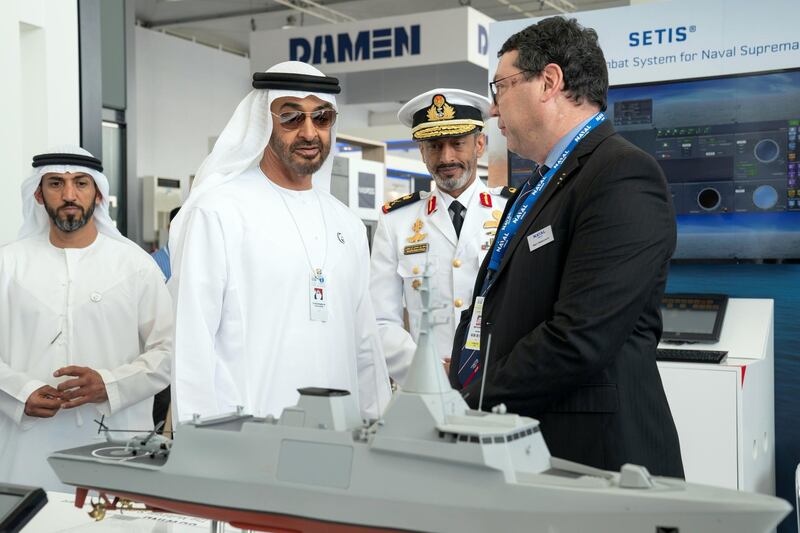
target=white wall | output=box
[135,27,250,181]
[0,0,79,244]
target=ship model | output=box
[49,276,791,532]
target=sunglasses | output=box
[271,109,337,130]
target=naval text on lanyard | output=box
[486,112,606,274]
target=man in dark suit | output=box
[449,17,684,478]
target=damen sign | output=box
[251,7,494,74]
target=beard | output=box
[269,133,331,177]
[431,161,474,193]
[44,199,95,233]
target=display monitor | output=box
[507,69,800,259]
[0,484,47,533]
[611,69,799,259]
[660,293,728,344]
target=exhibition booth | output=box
[2,0,799,531]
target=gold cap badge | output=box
[426,94,456,122]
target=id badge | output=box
[464,296,484,350]
[310,273,328,322]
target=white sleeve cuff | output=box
[96,368,119,415]
[16,378,48,404]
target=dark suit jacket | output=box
[449,120,684,478]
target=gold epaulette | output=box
[500,186,517,199]
[382,191,423,214]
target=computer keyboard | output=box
[656,348,728,364]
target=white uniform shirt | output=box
[170,166,391,423]
[0,233,173,491]
[370,179,510,384]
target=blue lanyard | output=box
[487,112,606,273]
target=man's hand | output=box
[54,366,108,409]
[24,385,63,418]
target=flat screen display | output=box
[507,69,800,259]
[0,493,23,523]
[608,69,800,259]
[659,294,728,343]
[0,485,47,533]
[661,308,718,335]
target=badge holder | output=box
[464,296,484,350]
[310,269,328,322]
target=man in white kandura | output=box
[370,89,511,385]
[169,61,391,422]
[0,147,173,491]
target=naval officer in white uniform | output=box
[370,89,512,385]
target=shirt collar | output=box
[45,231,104,252]
[436,176,480,211]
[543,115,596,169]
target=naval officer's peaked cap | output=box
[398,88,491,141]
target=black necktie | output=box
[449,200,465,239]
[529,164,550,188]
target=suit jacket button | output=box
[454,298,463,308]
[452,259,462,268]
[412,266,420,275]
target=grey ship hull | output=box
[49,415,789,533]
[48,283,792,533]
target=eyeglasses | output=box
[271,108,337,130]
[489,70,534,105]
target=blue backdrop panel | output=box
[667,263,800,532]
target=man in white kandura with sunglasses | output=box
[168,62,391,425]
